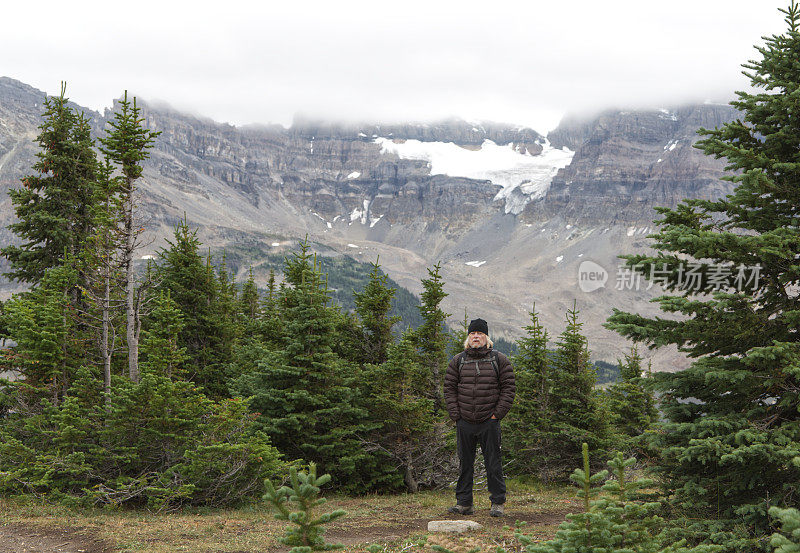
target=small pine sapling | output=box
[517,443,609,552]
[264,464,347,553]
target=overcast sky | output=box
[2,1,789,133]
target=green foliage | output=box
[520,444,665,553]
[239,267,260,321]
[353,259,401,365]
[264,463,346,553]
[593,360,622,385]
[0,85,284,511]
[604,347,658,452]
[140,290,187,379]
[234,239,382,491]
[770,506,800,553]
[0,370,283,510]
[413,262,450,412]
[0,264,82,405]
[359,331,451,491]
[152,218,238,398]
[504,306,554,477]
[99,91,159,182]
[2,83,99,284]
[491,336,518,357]
[546,303,611,479]
[604,4,800,550]
[220,244,423,329]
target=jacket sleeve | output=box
[493,353,516,420]
[444,354,461,422]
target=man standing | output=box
[444,318,515,517]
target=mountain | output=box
[0,77,741,370]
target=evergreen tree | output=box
[503,306,555,478]
[547,302,610,479]
[353,258,400,365]
[210,253,240,380]
[413,262,450,412]
[520,444,665,553]
[2,84,99,285]
[79,157,127,407]
[234,239,378,490]
[605,346,658,450]
[605,4,800,551]
[264,464,347,553]
[153,219,234,398]
[0,264,81,406]
[239,267,261,321]
[360,332,447,492]
[0,367,283,509]
[140,290,187,379]
[99,91,159,383]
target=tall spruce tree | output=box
[605,346,657,448]
[2,84,99,285]
[239,267,260,321]
[547,302,610,479]
[153,219,234,399]
[99,91,159,383]
[79,157,126,407]
[353,259,400,365]
[234,239,377,490]
[605,4,800,550]
[413,262,450,412]
[360,332,441,492]
[503,306,554,477]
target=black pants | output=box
[455,418,506,506]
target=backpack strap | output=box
[457,351,500,379]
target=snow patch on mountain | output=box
[375,137,574,215]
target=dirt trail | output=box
[327,509,572,547]
[0,508,571,552]
[0,524,111,553]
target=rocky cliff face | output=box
[532,104,739,224]
[0,77,743,370]
[140,107,525,238]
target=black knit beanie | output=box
[468,318,489,335]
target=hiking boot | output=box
[447,504,474,515]
[490,503,504,517]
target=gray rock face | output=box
[140,106,506,236]
[427,520,483,533]
[530,104,740,224]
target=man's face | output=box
[468,331,487,348]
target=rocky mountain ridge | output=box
[0,77,742,369]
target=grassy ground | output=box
[0,478,579,552]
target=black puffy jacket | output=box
[443,345,515,424]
